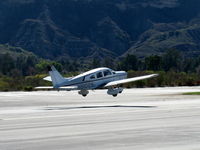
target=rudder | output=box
[47,66,66,88]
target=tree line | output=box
[1,49,200,91]
[117,49,200,73]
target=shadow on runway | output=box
[43,105,156,111]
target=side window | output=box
[96,72,103,78]
[103,70,112,77]
[90,75,96,80]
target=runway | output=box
[0,87,200,150]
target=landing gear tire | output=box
[78,90,89,97]
[112,94,118,97]
[107,88,123,97]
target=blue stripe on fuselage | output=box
[63,74,126,89]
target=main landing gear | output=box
[107,87,123,97]
[112,94,118,97]
[78,90,89,97]
[78,88,123,97]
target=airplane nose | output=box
[123,71,128,77]
[116,71,127,77]
[121,71,126,74]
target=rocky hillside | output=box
[0,44,37,59]
[0,0,200,60]
[126,19,200,58]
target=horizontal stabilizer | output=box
[43,76,72,82]
[35,86,78,91]
[59,86,78,90]
[35,86,54,89]
[43,76,52,82]
[104,74,158,87]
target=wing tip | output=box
[152,73,159,77]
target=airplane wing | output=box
[35,86,78,91]
[104,74,158,88]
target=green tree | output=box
[103,57,114,69]
[162,49,182,71]
[1,53,14,75]
[118,54,138,71]
[91,58,101,69]
[145,55,162,71]
[35,60,62,73]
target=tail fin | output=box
[47,66,66,88]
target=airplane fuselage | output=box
[61,68,127,90]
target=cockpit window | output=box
[90,75,95,79]
[96,72,103,78]
[112,71,116,74]
[103,70,112,76]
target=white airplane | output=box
[36,66,158,97]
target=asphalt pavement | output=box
[0,87,200,150]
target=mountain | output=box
[0,0,200,60]
[125,19,200,58]
[0,44,37,59]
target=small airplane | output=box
[36,66,158,97]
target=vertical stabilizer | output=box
[48,66,66,88]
